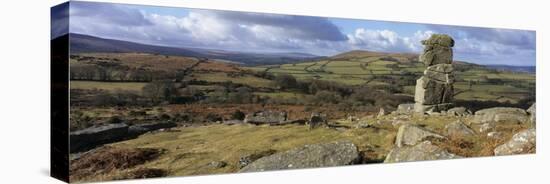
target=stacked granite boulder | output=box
[414,34,455,113]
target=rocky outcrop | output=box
[479,122,496,133]
[308,112,327,129]
[222,120,244,125]
[494,128,536,155]
[239,141,360,172]
[244,111,287,125]
[70,123,129,153]
[414,34,455,113]
[384,141,461,163]
[487,131,503,140]
[396,104,415,114]
[473,107,529,124]
[377,108,387,118]
[447,107,471,116]
[207,161,227,169]
[527,103,536,125]
[238,150,277,169]
[71,122,178,153]
[128,122,177,136]
[392,120,412,128]
[395,124,446,147]
[445,121,475,137]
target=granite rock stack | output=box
[414,34,455,113]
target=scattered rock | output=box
[308,112,328,129]
[208,161,227,169]
[347,115,358,122]
[355,121,370,128]
[487,132,504,140]
[473,107,529,124]
[445,121,475,137]
[395,124,446,147]
[121,168,167,179]
[384,141,461,163]
[396,103,415,114]
[447,107,471,116]
[70,123,129,153]
[377,108,387,118]
[479,122,496,133]
[415,102,453,114]
[244,111,287,125]
[239,141,360,172]
[392,120,412,127]
[238,150,277,169]
[527,103,536,125]
[223,120,244,125]
[128,122,177,136]
[494,128,536,156]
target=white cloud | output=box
[346,29,433,53]
[66,1,535,65]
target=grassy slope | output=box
[75,112,531,182]
[70,81,147,93]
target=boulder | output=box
[445,121,475,137]
[377,108,387,118]
[423,34,455,47]
[396,103,415,114]
[527,103,536,125]
[414,77,454,105]
[239,141,360,172]
[128,122,177,136]
[419,34,454,66]
[384,141,461,163]
[424,69,455,83]
[473,107,528,124]
[244,111,287,125]
[487,132,504,140]
[392,120,412,128]
[70,123,129,153]
[308,112,327,129]
[415,103,453,113]
[355,121,370,128]
[494,128,536,156]
[479,122,496,133]
[426,64,454,73]
[447,107,471,116]
[420,46,453,66]
[238,150,277,169]
[223,120,244,125]
[395,124,446,147]
[207,161,227,169]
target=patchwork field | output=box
[247,52,535,103]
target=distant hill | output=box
[330,50,475,66]
[331,50,418,61]
[484,65,536,74]
[68,33,320,66]
[69,33,206,58]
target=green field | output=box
[70,81,147,92]
[248,55,535,103]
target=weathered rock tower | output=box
[414,34,455,113]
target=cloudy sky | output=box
[53,1,536,66]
